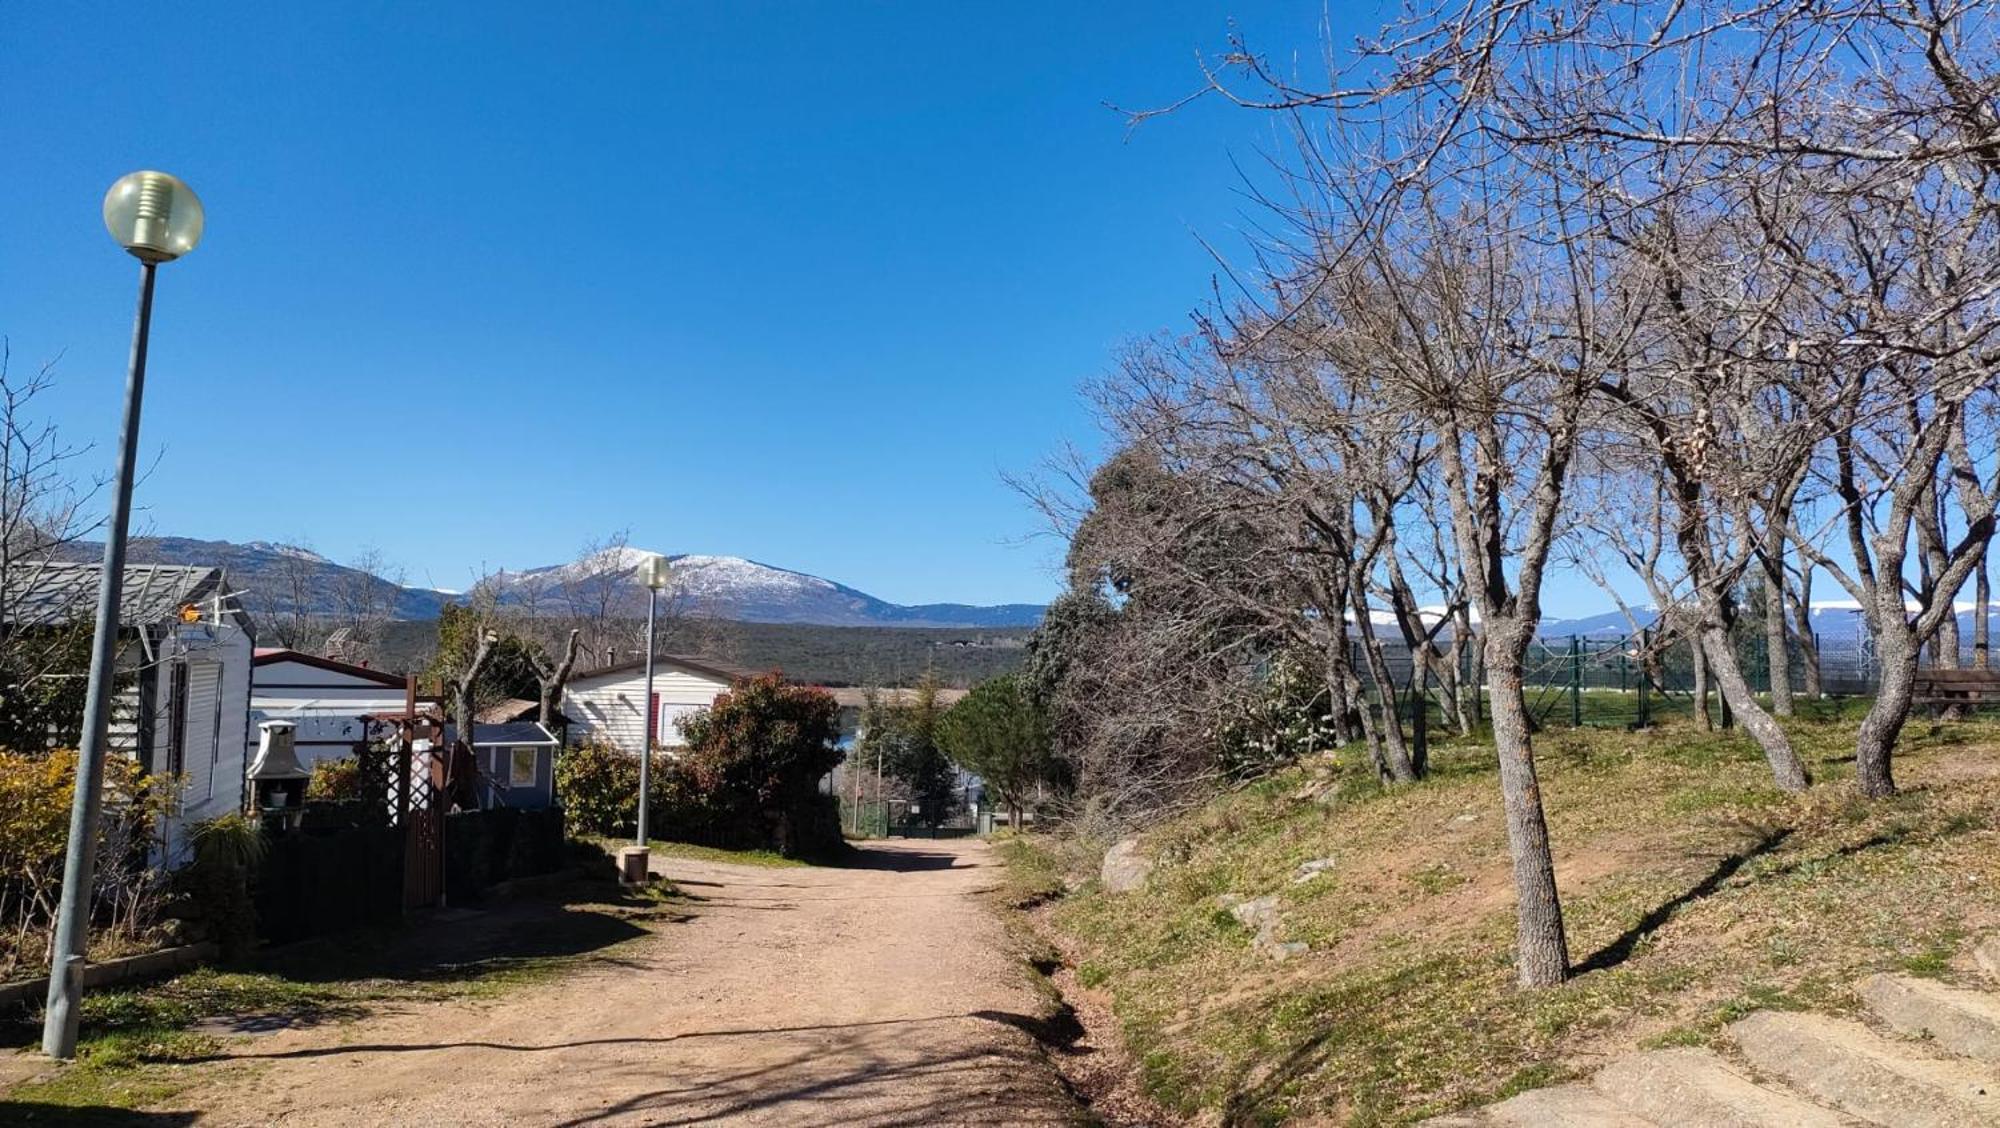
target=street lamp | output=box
[43,172,205,1059]
[636,553,672,847]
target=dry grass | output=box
[1020,714,2000,1125]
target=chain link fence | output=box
[1369,629,1984,733]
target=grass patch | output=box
[1006,714,2000,1124]
[643,841,810,868]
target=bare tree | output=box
[328,546,405,664]
[0,344,113,749]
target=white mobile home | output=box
[249,649,420,770]
[560,654,756,753]
[5,563,255,851]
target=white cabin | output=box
[560,654,756,753]
[249,649,419,770]
[6,563,257,858]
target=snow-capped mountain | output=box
[493,550,1043,628]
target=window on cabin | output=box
[509,747,538,788]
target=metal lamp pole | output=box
[636,554,672,847]
[44,171,205,1059]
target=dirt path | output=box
[160,839,1081,1126]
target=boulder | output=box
[1230,893,1281,934]
[1100,837,1154,894]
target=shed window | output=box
[509,747,538,788]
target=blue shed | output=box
[445,722,561,810]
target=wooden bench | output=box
[1911,668,2000,707]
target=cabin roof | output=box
[252,647,408,687]
[2,562,230,629]
[567,653,763,686]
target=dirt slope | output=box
[159,839,1079,1126]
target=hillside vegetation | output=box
[1013,715,2000,1125]
[373,619,1029,687]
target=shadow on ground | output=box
[251,880,666,988]
[834,846,968,873]
[0,1102,199,1126]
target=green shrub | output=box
[553,742,671,838]
[181,815,264,960]
[676,675,845,858]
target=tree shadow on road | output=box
[536,1014,1078,1127]
[0,1101,200,1126]
[834,846,967,872]
[251,879,677,988]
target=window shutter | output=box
[649,692,661,747]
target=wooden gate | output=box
[400,738,444,910]
[362,708,447,912]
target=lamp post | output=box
[636,553,672,846]
[43,171,205,1059]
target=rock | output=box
[1730,1010,2000,1127]
[1974,935,2000,984]
[1481,1084,1656,1126]
[1293,857,1337,884]
[1230,893,1281,934]
[1590,1047,1854,1126]
[1221,893,1305,959]
[1100,837,1154,894]
[1859,973,2000,1061]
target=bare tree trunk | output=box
[1459,607,1482,731]
[1787,571,1824,698]
[1702,627,1808,790]
[1764,579,1794,717]
[451,630,500,807]
[535,629,583,734]
[1351,587,1418,782]
[1440,641,1471,735]
[1346,667,1391,781]
[1485,634,1569,988]
[1855,610,1919,798]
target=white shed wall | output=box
[154,620,253,860]
[249,658,409,769]
[562,666,730,754]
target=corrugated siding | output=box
[562,667,728,753]
[249,658,407,768]
[252,660,402,689]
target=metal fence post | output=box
[1636,628,1651,728]
[1570,635,1583,727]
[1410,675,1428,775]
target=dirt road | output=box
[163,839,1081,1126]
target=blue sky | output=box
[1,2,1381,606]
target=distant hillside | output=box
[371,618,1030,687]
[67,538,1045,630]
[99,537,453,619]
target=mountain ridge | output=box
[94,537,1046,628]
